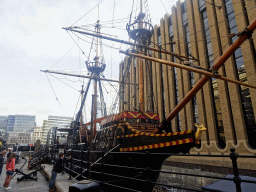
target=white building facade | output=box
[33,126,43,143]
[41,116,73,145]
[8,132,33,144]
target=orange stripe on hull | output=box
[119,138,194,152]
[124,122,192,137]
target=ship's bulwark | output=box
[70,142,196,192]
[69,112,197,191]
[87,149,166,192]
[72,149,164,191]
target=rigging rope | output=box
[73,94,81,120]
[50,46,75,69]
[83,17,129,26]
[45,73,67,116]
[98,80,108,117]
[71,0,105,26]
[78,38,84,86]
[112,0,116,27]
[129,0,135,25]
[160,0,168,13]
[49,74,80,91]
[88,35,95,62]
[71,31,123,51]
[67,31,89,59]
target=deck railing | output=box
[29,146,256,192]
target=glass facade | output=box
[157,28,162,46]
[0,116,8,131]
[1,115,36,132]
[7,115,15,132]
[13,115,36,132]
[6,115,35,132]
[7,115,35,132]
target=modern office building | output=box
[0,129,6,141]
[41,116,73,145]
[0,116,8,131]
[119,0,256,171]
[33,126,43,143]
[6,115,36,132]
[8,132,33,144]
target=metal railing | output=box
[28,146,50,169]
[29,146,256,192]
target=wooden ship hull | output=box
[94,111,197,153]
[71,111,198,191]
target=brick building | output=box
[119,0,256,170]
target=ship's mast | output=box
[79,85,84,143]
[92,7,100,138]
[45,7,107,144]
[127,0,153,112]
[138,0,144,112]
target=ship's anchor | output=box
[11,157,45,182]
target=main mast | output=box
[139,0,144,112]
[126,0,153,112]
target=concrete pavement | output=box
[42,164,76,192]
[0,158,49,192]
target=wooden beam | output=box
[160,18,256,130]
[41,70,138,85]
[120,51,256,89]
[63,27,197,61]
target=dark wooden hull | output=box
[71,138,196,191]
[70,112,197,191]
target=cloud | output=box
[20,7,64,34]
[0,0,176,127]
[0,45,21,70]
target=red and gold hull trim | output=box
[101,111,159,125]
[120,138,194,152]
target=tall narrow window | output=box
[169,17,181,131]
[224,0,256,148]
[157,28,165,116]
[199,0,225,148]
[157,28,162,46]
[182,2,199,125]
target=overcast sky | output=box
[0,0,176,126]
